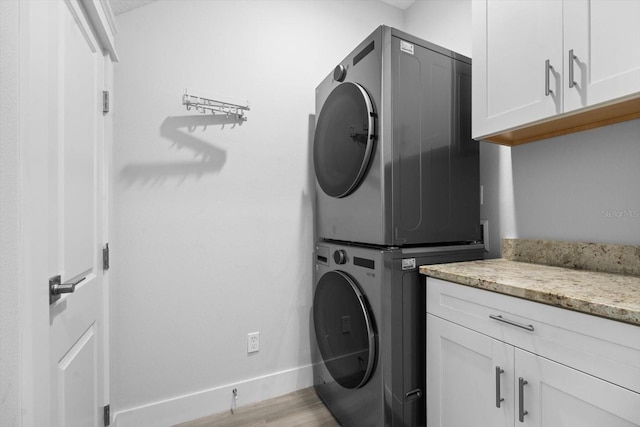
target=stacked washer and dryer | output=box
[311,26,484,426]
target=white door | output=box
[46,1,108,425]
[563,0,640,112]
[426,314,513,427]
[516,349,640,427]
[472,0,563,139]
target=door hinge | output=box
[103,243,110,271]
[103,404,110,426]
[102,90,110,113]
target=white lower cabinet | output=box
[427,314,512,427]
[426,278,640,427]
[517,348,640,427]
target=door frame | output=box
[17,1,118,425]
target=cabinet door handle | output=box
[568,49,577,88]
[495,366,505,408]
[518,377,529,422]
[489,314,534,332]
[545,59,554,96]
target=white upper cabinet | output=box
[472,0,640,145]
[472,0,563,139]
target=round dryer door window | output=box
[313,270,376,389]
[313,82,376,198]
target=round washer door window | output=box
[313,270,376,389]
[313,82,376,198]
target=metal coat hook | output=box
[182,89,250,121]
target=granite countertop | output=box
[419,239,640,327]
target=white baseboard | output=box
[112,364,314,427]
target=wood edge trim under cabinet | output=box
[480,95,640,146]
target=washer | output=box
[312,241,484,426]
[313,26,480,246]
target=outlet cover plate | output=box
[248,332,259,353]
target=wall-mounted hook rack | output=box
[182,90,250,121]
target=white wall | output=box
[111,0,639,425]
[404,0,472,57]
[111,1,403,425]
[511,119,640,244]
[0,2,20,426]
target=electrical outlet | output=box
[247,332,259,353]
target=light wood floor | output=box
[173,387,340,427]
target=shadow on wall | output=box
[306,113,319,381]
[307,114,317,244]
[120,114,243,186]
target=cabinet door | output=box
[564,0,640,112]
[472,0,563,139]
[516,349,640,427]
[426,314,513,427]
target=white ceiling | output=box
[108,0,415,16]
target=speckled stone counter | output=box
[502,239,640,276]
[420,257,640,327]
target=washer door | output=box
[313,82,376,198]
[313,270,376,389]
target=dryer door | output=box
[313,82,376,198]
[313,270,376,389]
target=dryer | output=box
[312,241,484,426]
[314,26,480,246]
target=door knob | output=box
[49,275,83,305]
